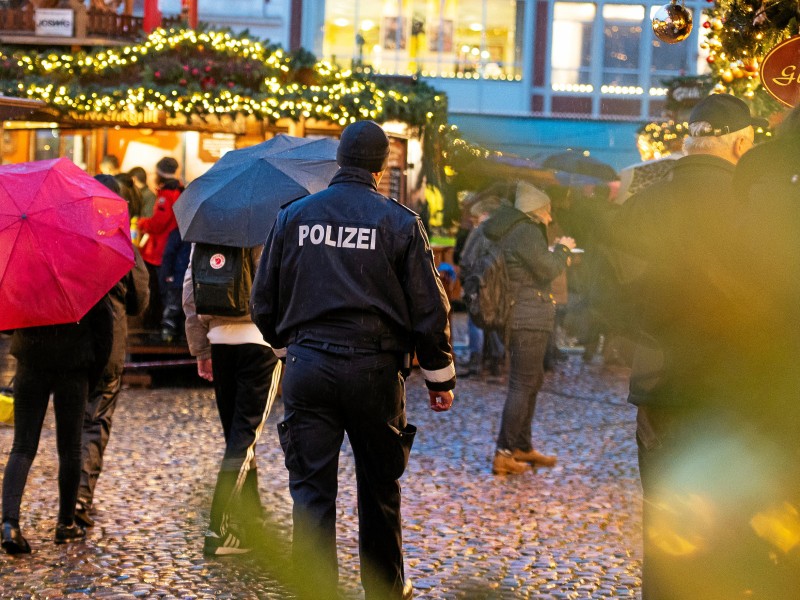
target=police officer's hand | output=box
[197,358,213,382]
[429,390,454,412]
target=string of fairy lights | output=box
[0,28,447,129]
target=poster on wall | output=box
[428,20,453,52]
[382,16,407,50]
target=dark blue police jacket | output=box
[251,166,455,392]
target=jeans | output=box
[2,362,88,525]
[467,316,484,357]
[278,342,412,600]
[496,329,549,452]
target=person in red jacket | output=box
[137,157,183,332]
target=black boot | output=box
[2,520,31,554]
[54,521,86,544]
[74,500,94,528]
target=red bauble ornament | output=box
[703,21,711,28]
[706,55,715,63]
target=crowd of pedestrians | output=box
[2,102,800,599]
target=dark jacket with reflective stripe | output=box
[251,167,455,391]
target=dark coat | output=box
[251,167,455,392]
[11,297,114,389]
[603,153,747,408]
[482,204,570,332]
[732,135,800,431]
[106,247,150,376]
[733,135,800,319]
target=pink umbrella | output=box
[0,157,134,330]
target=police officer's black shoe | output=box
[2,521,31,554]
[54,522,86,544]
[74,500,94,528]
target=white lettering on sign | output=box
[298,223,377,250]
[35,9,74,37]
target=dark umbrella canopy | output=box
[175,134,340,247]
[542,151,618,183]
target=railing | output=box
[0,8,156,41]
[0,8,34,32]
[86,11,143,39]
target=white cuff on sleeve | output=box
[421,362,456,383]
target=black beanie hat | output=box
[94,173,121,195]
[155,156,179,178]
[336,120,390,172]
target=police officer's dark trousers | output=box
[279,343,410,600]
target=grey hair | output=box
[683,123,753,154]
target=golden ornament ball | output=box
[652,1,694,44]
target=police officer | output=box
[251,120,455,600]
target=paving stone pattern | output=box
[0,356,641,599]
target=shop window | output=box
[550,0,702,117]
[323,0,521,79]
[34,130,60,162]
[34,130,89,168]
[552,3,595,88]
[601,4,644,88]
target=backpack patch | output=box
[459,226,512,331]
[191,244,253,317]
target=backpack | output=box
[191,244,253,317]
[459,225,511,331]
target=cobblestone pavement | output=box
[0,354,641,599]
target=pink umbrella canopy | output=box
[0,157,134,330]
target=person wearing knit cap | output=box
[251,120,455,600]
[482,180,575,475]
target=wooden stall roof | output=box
[0,96,47,122]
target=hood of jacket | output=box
[482,204,529,241]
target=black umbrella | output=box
[542,150,618,183]
[175,134,340,247]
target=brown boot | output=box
[512,448,557,468]
[492,451,530,475]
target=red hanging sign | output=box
[761,35,800,108]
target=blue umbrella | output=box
[175,134,340,246]
[541,150,618,183]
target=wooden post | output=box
[184,0,198,29]
[143,0,161,32]
[288,117,305,138]
[69,0,87,38]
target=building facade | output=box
[293,0,707,168]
